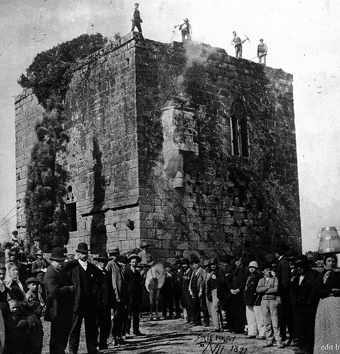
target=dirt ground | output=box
[41,314,298,354]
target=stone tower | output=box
[15,33,301,260]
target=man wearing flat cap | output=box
[94,251,112,350]
[68,242,102,354]
[44,247,74,354]
[105,247,127,345]
[124,254,144,336]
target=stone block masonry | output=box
[15,32,301,259]
[15,89,44,242]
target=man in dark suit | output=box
[105,247,127,345]
[180,258,193,323]
[290,255,319,354]
[125,253,144,336]
[275,243,294,345]
[172,259,182,319]
[93,251,112,350]
[44,247,74,354]
[227,255,247,333]
[68,243,102,354]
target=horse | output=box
[145,263,165,320]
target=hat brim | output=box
[128,255,142,263]
[50,256,66,261]
[295,260,308,265]
[76,250,89,254]
[94,257,112,262]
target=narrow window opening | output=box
[66,202,77,231]
[230,99,249,157]
[231,115,239,156]
[240,116,249,157]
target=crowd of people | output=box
[168,245,339,354]
[0,236,339,354]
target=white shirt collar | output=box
[79,259,88,270]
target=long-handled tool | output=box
[248,53,266,61]
[170,25,180,42]
[242,34,250,44]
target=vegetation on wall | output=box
[25,97,70,251]
[18,33,108,106]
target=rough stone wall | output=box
[15,34,301,258]
[135,40,301,260]
[62,32,140,253]
[15,89,44,242]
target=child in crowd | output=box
[243,261,265,339]
[24,277,44,354]
[3,299,29,354]
[256,263,284,349]
[25,277,45,316]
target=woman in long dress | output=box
[313,254,340,354]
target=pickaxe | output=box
[242,34,250,44]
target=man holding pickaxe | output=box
[231,31,249,59]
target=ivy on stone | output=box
[25,97,69,251]
[18,33,108,106]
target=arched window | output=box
[230,99,249,157]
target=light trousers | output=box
[246,305,265,337]
[261,299,282,343]
[211,289,221,330]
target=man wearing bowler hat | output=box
[105,247,127,345]
[125,254,144,336]
[93,251,112,350]
[44,247,74,354]
[68,242,102,354]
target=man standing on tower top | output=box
[231,31,247,58]
[131,3,143,37]
[257,39,268,65]
[179,18,191,43]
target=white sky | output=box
[0,0,339,252]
